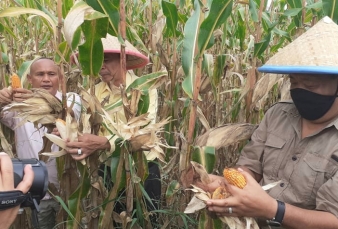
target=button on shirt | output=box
[237,102,338,219]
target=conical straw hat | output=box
[101,34,149,70]
[258,17,338,75]
[71,34,149,70]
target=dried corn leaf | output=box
[41,149,67,157]
[56,119,67,140]
[195,123,258,149]
[44,133,66,149]
[184,196,206,214]
[262,180,281,190]
[251,73,282,110]
[191,161,211,185]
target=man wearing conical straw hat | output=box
[67,34,161,225]
[202,17,338,228]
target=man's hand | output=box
[0,152,34,229]
[65,134,110,161]
[205,168,277,219]
[0,88,13,105]
[12,88,33,103]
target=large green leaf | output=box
[55,41,71,64]
[249,0,259,22]
[212,54,227,92]
[254,32,272,58]
[197,0,233,54]
[63,1,107,50]
[0,7,57,38]
[162,1,179,38]
[67,163,91,228]
[192,146,215,173]
[198,209,223,229]
[322,0,338,23]
[104,71,167,111]
[78,17,108,77]
[286,0,303,27]
[182,0,201,99]
[86,0,120,36]
[62,0,74,18]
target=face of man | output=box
[289,74,338,96]
[27,59,61,95]
[289,74,338,121]
[99,53,122,86]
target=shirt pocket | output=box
[297,153,336,203]
[263,134,286,178]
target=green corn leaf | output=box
[198,210,223,229]
[63,1,107,50]
[162,1,179,38]
[182,0,201,99]
[249,0,259,22]
[55,41,71,64]
[166,180,180,198]
[0,7,57,38]
[67,163,91,228]
[322,0,338,23]
[192,146,215,173]
[286,0,303,27]
[197,0,233,54]
[104,71,167,111]
[86,0,120,36]
[254,32,272,58]
[126,71,168,92]
[78,17,108,77]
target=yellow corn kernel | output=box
[212,186,231,199]
[223,168,247,189]
[11,73,21,89]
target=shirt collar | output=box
[282,102,338,131]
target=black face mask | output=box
[290,88,338,120]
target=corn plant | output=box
[0,0,338,228]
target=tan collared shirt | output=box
[237,102,338,220]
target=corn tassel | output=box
[223,168,247,189]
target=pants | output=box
[99,161,161,225]
[36,199,60,229]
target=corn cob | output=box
[212,186,231,199]
[223,168,247,189]
[11,73,21,89]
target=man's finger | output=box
[15,164,34,194]
[0,152,14,190]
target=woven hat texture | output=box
[102,34,149,70]
[258,16,338,74]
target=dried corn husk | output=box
[195,123,258,149]
[2,88,62,128]
[104,111,173,162]
[42,112,86,165]
[184,162,280,229]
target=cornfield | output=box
[0,0,337,228]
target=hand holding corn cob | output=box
[185,162,280,229]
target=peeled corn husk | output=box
[184,162,280,229]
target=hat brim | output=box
[258,65,338,75]
[70,51,149,70]
[103,49,149,69]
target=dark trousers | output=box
[99,161,161,225]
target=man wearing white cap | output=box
[201,17,338,228]
[66,34,160,225]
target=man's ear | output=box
[27,74,32,84]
